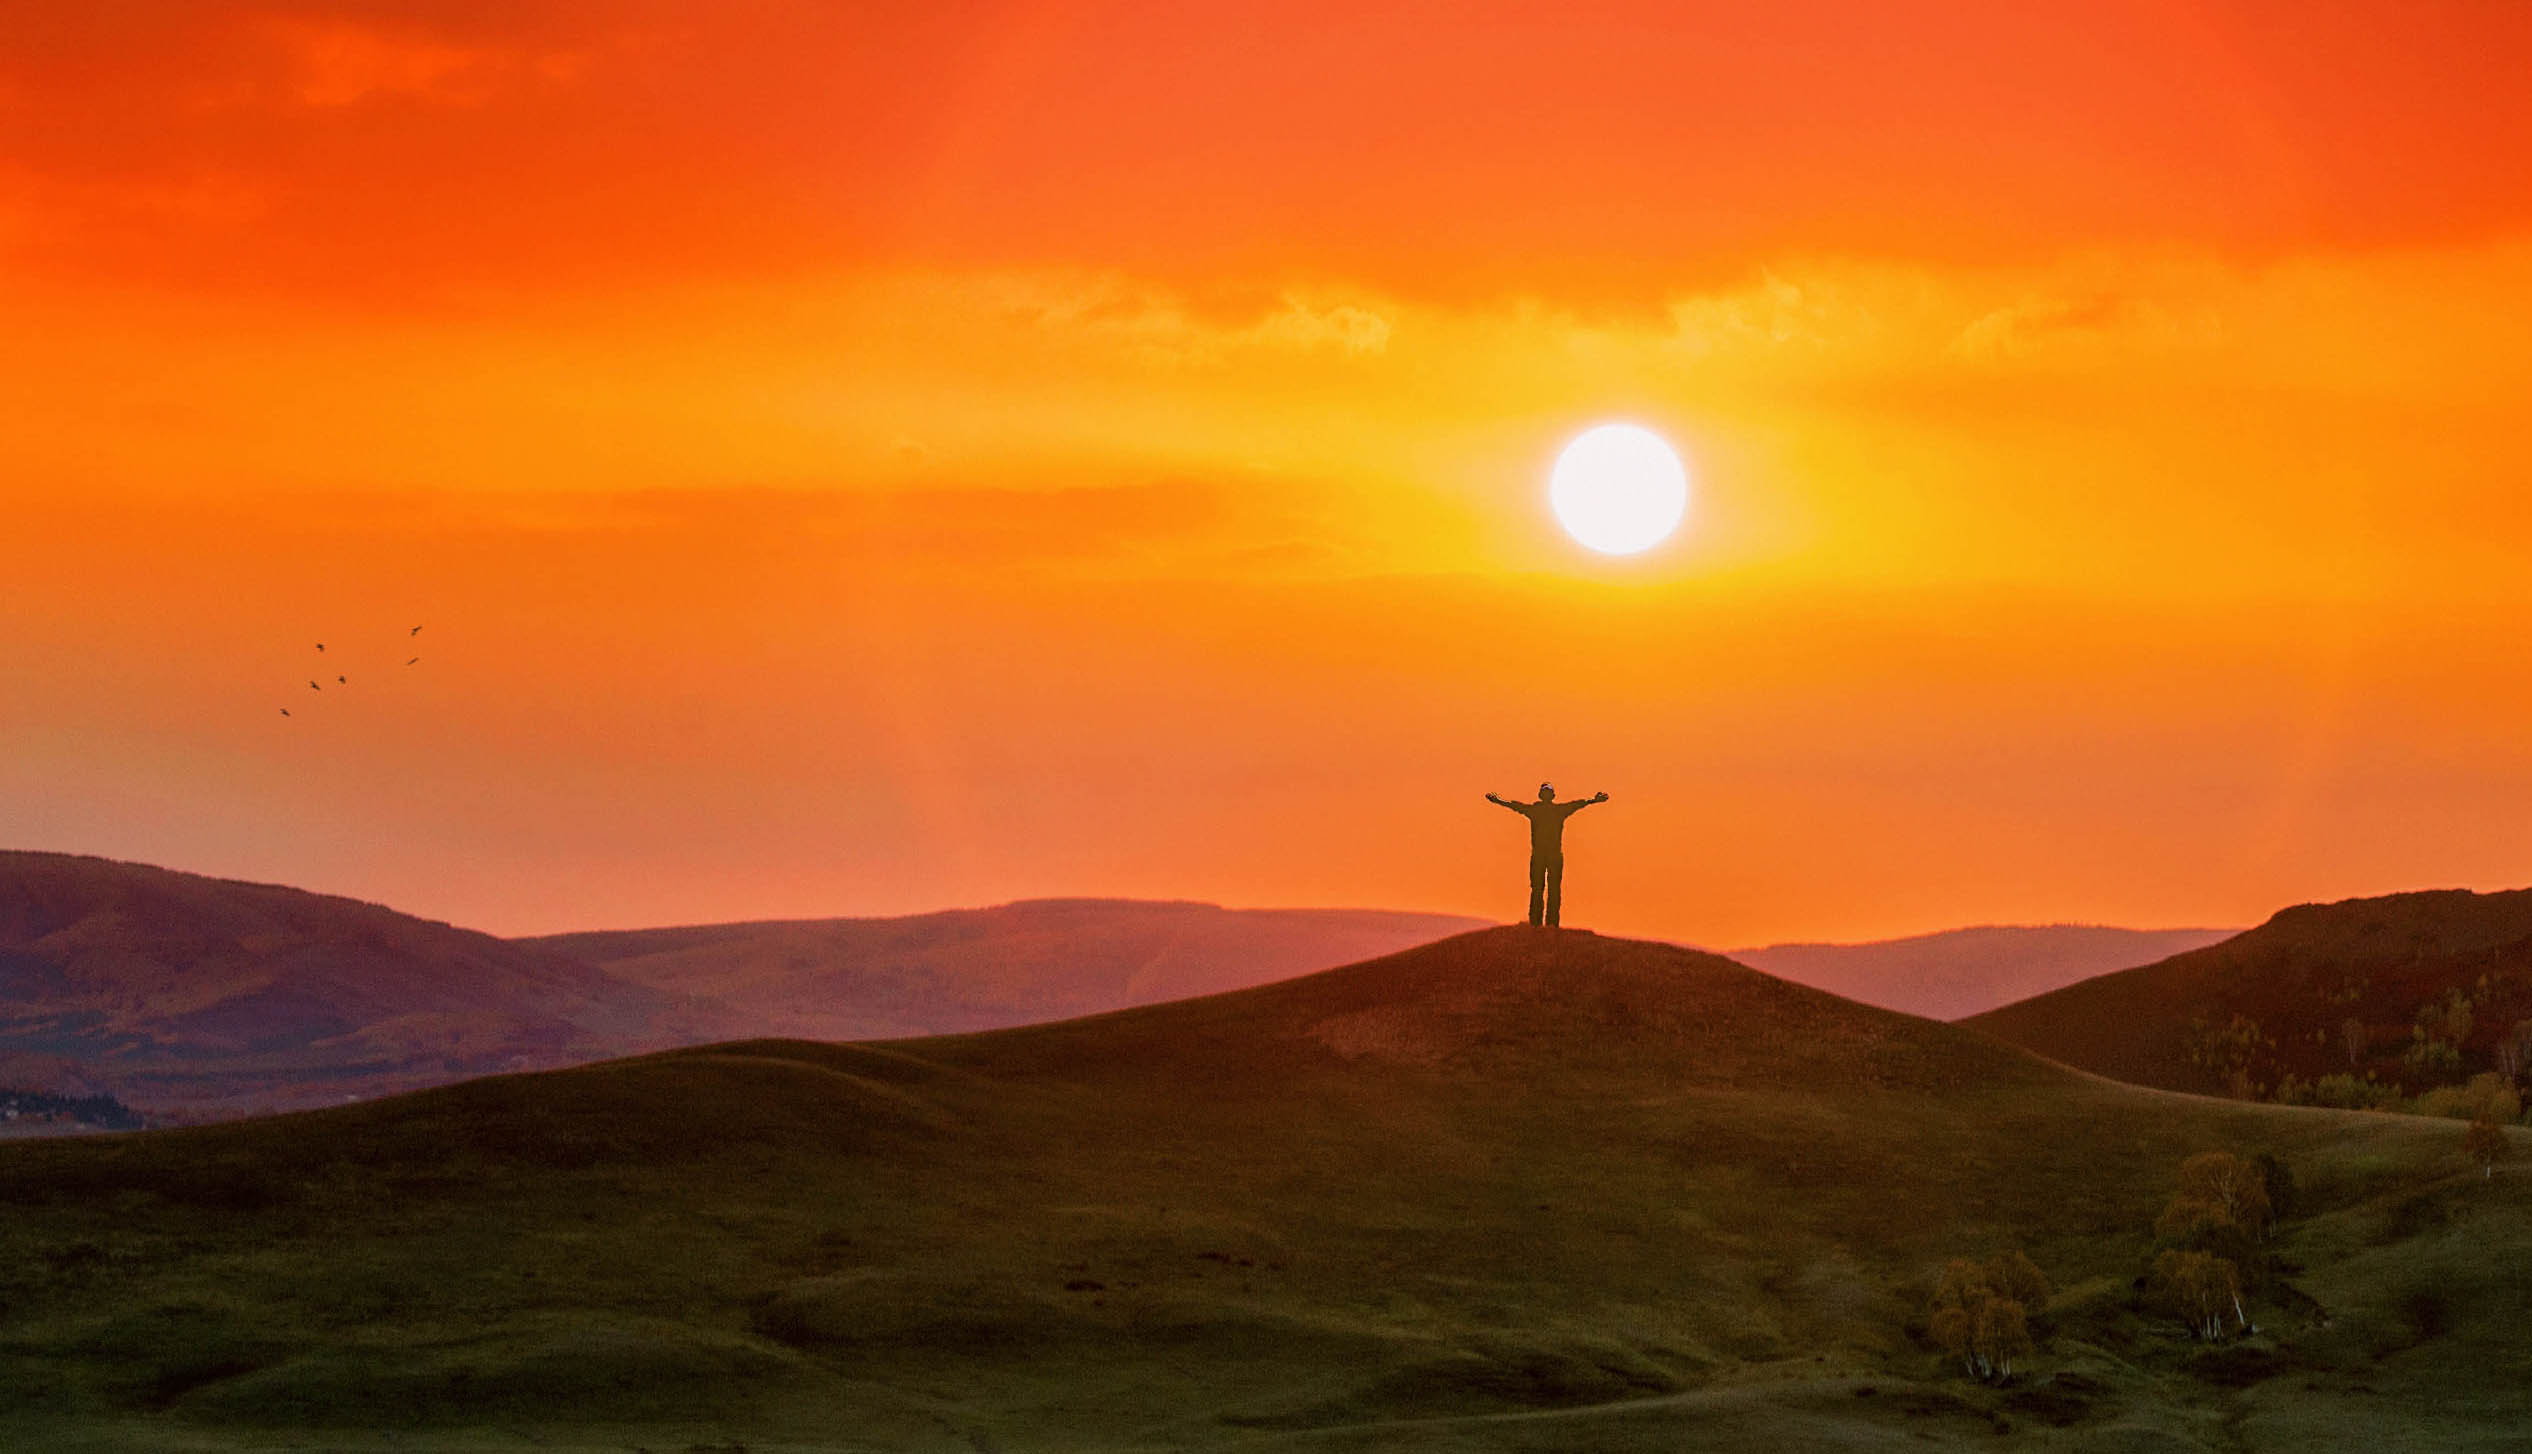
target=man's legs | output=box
[1527,856,1547,926]
[1544,856,1563,928]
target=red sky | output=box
[8,2,2532,943]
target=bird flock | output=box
[279,625,423,718]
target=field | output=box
[1,928,2525,1451]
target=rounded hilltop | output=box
[907,923,2067,1095]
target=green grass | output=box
[0,928,2525,1450]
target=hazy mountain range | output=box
[24,847,2532,1131]
[0,852,1481,1118]
[525,898,1492,1042]
[1733,924,2237,1022]
[0,851,732,1119]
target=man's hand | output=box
[1592,791,1609,803]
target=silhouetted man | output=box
[1485,782,1608,928]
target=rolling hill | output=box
[1733,924,2237,1021]
[526,899,1490,1041]
[0,852,729,1118]
[1967,888,2532,1097]
[0,926,2520,1452]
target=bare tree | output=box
[2465,1115,2510,1181]
[2342,1015,2368,1068]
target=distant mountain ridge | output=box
[1731,923,2237,1021]
[0,853,1487,1120]
[0,851,729,1117]
[524,899,1494,1041]
[1967,887,2532,1095]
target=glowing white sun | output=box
[1549,423,1690,555]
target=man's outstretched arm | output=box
[1484,793,1522,810]
[1567,791,1611,813]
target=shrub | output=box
[2278,1072,2400,1111]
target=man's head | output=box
[1537,782,1556,801]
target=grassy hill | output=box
[526,898,1489,1040]
[0,927,2523,1451]
[1967,888,2532,1098]
[1733,924,2236,1021]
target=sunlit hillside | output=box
[2,929,2521,1451]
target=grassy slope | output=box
[0,928,2523,1452]
[1967,888,2532,1094]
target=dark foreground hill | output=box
[526,898,1490,1040]
[1734,924,2236,1021]
[0,852,730,1118]
[1,927,2522,1452]
[1968,888,2532,1097]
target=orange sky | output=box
[8,2,2532,945]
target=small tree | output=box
[1925,1254,2044,1383]
[1986,1249,2049,1308]
[1929,1258,1990,1379]
[2186,1013,2276,1098]
[2465,1072,2523,1123]
[2465,1115,2510,1181]
[1972,1297,2033,1381]
[1934,1258,1990,1310]
[2404,990,2475,1084]
[1929,1301,1974,1373]
[2498,1019,2532,1083]
[2252,1152,2298,1223]
[2417,1073,2526,1122]
[2159,1151,2272,1252]
[2151,1152,2271,1335]
[2154,1249,2244,1341]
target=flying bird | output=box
[315,643,325,652]
[279,708,291,717]
[405,657,420,666]
[308,681,321,691]
[337,675,347,684]
[410,625,422,636]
